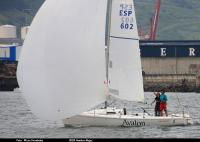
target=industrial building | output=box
[140,40,200,92]
[21,26,29,40]
[0,44,20,91]
[0,25,17,39]
[0,24,22,91]
[140,40,200,74]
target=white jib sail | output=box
[17,0,107,121]
[108,0,144,102]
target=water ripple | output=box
[0,92,200,138]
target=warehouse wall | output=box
[141,57,200,75]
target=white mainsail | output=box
[108,0,144,102]
[17,0,107,121]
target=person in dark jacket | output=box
[151,92,160,116]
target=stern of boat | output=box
[170,113,193,125]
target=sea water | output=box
[0,91,200,138]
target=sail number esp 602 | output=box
[119,4,134,30]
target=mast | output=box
[106,0,113,82]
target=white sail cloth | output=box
[17,0,107,121]
[108,0,144,102]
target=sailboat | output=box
[17,0,193,127]
[63,0,193,127]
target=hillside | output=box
[0,0,200,40]
[0,0,45,37]
[135,0,200,40]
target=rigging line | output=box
[105,94,117,108]
[173,66,184,113]
[174,89,182,106]
[175,93,186,115]
[140,107,151,116]
[177,94,183,108]
[107,99,116,107]
[175,93,182,107]
[110,36,139,41]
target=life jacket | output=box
[160,93,167,102]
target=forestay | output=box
[17,0,107,121]
[108,0,144,102]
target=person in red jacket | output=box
[160,88,168,117]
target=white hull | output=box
[63,108,193,127]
